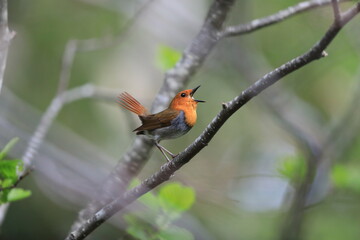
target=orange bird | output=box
[118,86,205,162]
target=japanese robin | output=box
[118,85,205,161]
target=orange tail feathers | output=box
[117,92,148,116]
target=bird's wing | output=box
[134,109,180,132]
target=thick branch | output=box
[220,0,348,37]
[66,3,360,240]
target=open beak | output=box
[191,85,205,103]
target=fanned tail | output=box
[117,92,148,116]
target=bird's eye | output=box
[181,93,186,97]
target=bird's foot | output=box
[169,153,178,159]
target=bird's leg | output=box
[159,144,177,158]
[155,142,171,162]
[155,142,177,162]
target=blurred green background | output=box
[1,0,360,239]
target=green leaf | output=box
[156,45,181,71]
[6,188,31,202]
[0,189,10,204]
[124,214,153,240]
[1,178,15,188]
[0,138,19,160]
[140,190,161,212]
[158,182,196,214]
[158,226,194,240]
[0,160,22,180]
[278,155,307,182]
[331,165,360,193]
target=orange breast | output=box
[183,107,197,127]
[169,95,198,127]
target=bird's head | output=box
[169,85,205,111]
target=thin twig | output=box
[66,3,360,239]
[220,0,349,38]
[57,40,78,95]
[0,168,32,191]
[331,0,342,23]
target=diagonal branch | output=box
[66,2,360,240]
[220,0,349,37]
